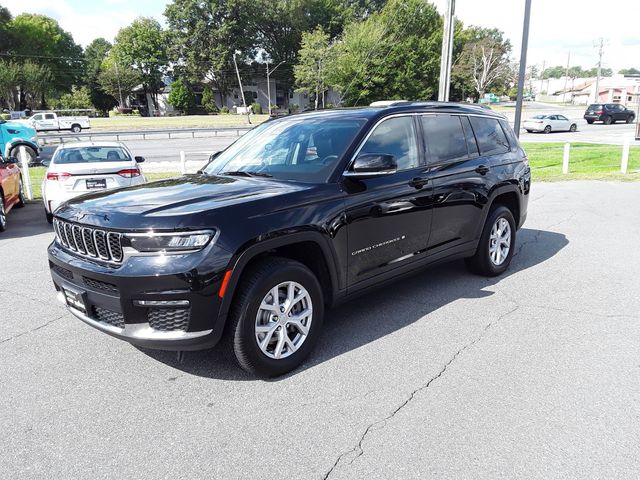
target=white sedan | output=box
[523,114,577,133]
[42,141,146,223]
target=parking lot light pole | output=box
[514,0,532,138]
[438,0,455,102]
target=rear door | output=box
[345,115,433,287]
[422,114,493,255]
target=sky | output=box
[10,0,640,73]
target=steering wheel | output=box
[319,155,338,165]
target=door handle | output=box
[475,165,490,175]
[408,176,429,189]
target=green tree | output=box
[167,78,195,112]
[619,68,640,75]
[0,5,13,53]
[201,85,219,113]
[52,86,93,110]
[97,54,142,108]
[83,38,117,113]
[328,0,443,105]
[19,61,54,109]
[8,13,82,107]
[0,60,20,109]
[113,17,167,111]
[165,0,256,104]
[294,28,333,109]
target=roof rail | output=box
[369,100,411,107]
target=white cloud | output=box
[433,0,640,71]
[8,0,167,47]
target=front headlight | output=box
[125,230,216,253]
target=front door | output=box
[344,115,433,287]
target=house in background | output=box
[537,74,640,105]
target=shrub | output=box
[167,78,195,112]
[250,102,262,114]
[0,113,10,121]
[220,106,230,114]
[288,104,299,114]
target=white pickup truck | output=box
[26,112,91,133]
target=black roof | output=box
[282,101,505,123]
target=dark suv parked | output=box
[584,103,636,124]
[48,102,531,376]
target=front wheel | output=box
[627,115,635,124]
[15,177,25,208]
[0,196,7,232]
[466,206,516,277]
[225,257,324,377]
[9,146,37,166]
[569,123,577,132]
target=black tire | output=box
[586,119,594,124]
[543,125,551,133]
[603,115,612,125]
[225,257,325,377]
[71,124,81,133]
[0,195,6,232]
[465,205,516,277]
[15,177,25,208]
[9,146,37,166]
[627,115,635,124]
[569,123,577,132]
[45,210,53,224]
[525,129,533,133]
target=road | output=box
[2,182,640,479]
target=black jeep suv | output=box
[584,103,636,124]
[48,102,531,376]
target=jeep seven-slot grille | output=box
[53,218,123,263]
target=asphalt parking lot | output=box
[2,182,640,479]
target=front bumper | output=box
[48,239,234,350]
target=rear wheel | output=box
[586,119,594,124]
[569,123,577,132]
[225,257,324,377]
[466,205,516,277]
[71,124,81,133]
[603,115,613,125]
[0,195,7,232]
[543,125,551,133]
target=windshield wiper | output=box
[221,170,272,178]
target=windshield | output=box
[53,146,131,164]
[203,116,366,183]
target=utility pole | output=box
[233,51,251,125]
[594,38,604,104]
[514,0,532,138]
[438,0,455,101]
[563,52,570,103]
[266,60,284,116]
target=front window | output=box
[359,116,419,170]
[204,116,365,183]
[53,146,131,164]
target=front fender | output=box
[6,139,40,156]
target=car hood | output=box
[54,174,314,230]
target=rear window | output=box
[469,117,510,156]
[588,104,603,110]
[53,147,131,164]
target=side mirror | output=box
[208,151,221,162]
[134,156,145,163]
[344,153,397,179]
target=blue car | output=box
[0,118,40,165]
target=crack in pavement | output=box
[0,314,66,345]
[322,304,520,480]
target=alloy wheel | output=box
[489,217,511,266]
[0,198,6,229]
[255,281,313,359]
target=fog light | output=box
[134,300,190,307]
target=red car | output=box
[0,153,25,231]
